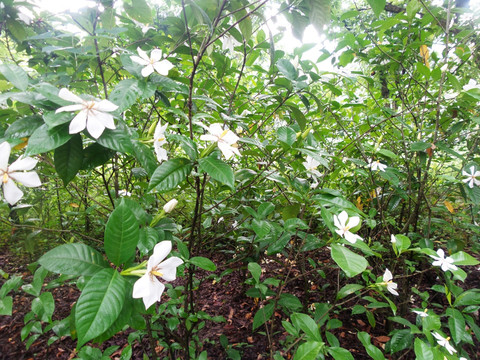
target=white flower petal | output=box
[3,179,24,205]
[130,55,149,66]
[58,88,84,104]
[95,99,118,112]
[0,142,11,171]
[159,256,183,281]
[69,111,88,134]
[8,157,37,172]
[337,211,348,228]
[86,118,106,139]
[91,110,115,129]
[9,171,41,187]
[383,269,393,282]
[141,64,155,77]
[200,134,218,142]
[150,49,163,62]
[347,216,360,228]
[153,60,174,75]
[149,241,172,268]
[136,47,150,62]
[218,141,235,160]
[55,104,84,113]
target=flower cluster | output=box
[0,142,41,205]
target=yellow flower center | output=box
[86,101,95,110]
[2,173,9,184]
[219,129,229,139]
[157,137,165,142]
[151,270,163,277]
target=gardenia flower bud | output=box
[163,199,178,213]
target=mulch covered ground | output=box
[1,245,479,359]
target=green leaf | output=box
[293,341,324,360]
[32,292,55,323]
[26,124,72,155]
[236,9,252,42]
[75,268,128,347]
[96,128,133,154]
[336,284,363,300]
[81,143,115,170]
[414,338,434,360]
[278,293,302,312]
[198,156,234,189]
[447,308,466,345]
[0,63,28,91]
[149,158,193,192]
[328,347,354,360]
[54,134,83,186]
[358,331,386,360]
[454,289,480,307]
[0,296,13,316]
[252,219,271,238]
[0,275,23,298]
[248,262,262,283]
[131,140,158,177]
[410,141,431,152]
[277,59,298,81]
[388,329,414,353]
[168,133,198,160]
[253,302,274,330]
[109,79,142,113]
[124,0,152,24]
[5,116,43,139]
[258,202,275,218]
[291,313,322,342]
[366,0,386,17]
[450,251,480,266]
[189,256,216,271]
[277,126,297,146]
[7,19,27,42]
[39,243,108,276]
[104,203,140,266]
[331,244,368,278]
[288,105,307,130]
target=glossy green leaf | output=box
[124,0,152,24]
[26,124,72,155]
[253,302,274,330]
[75,268,128,347]
[366,0,386,17]
[328,347,354,360]
[5,116,43,139]
[414,338,434,360]
[109,79,142,112]
[293,341,324,360]
[358,331,386,360]
[198,156,234,189]
[0,63,28,91]
[291,313,322,342]
[277,59,298,81]
[32,292,55,323]
[96,128,133,154]
[149,158,193,192]
[54,134,83,185]
[331,243,368,278]
[104,202,140,266]
[168,133,198,160]
[336,284,363,300]
[38,243,108,276]
[248,262,262,283]
[189,256,216,271]
[277,126,297,146]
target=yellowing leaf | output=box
[356,196,363,211]
[69,203,80,208]
[419,45,430,68]
[13,138,28,150]
[444,201,454,214]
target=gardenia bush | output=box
[0,0,480,359]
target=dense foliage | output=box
[1,0,480,358]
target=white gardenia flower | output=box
[0,142,41,205]
[391,234,397,244]
[303,156,322,178]
[463,79,480,91]
[333,210,363,244]
[462,166,480,188]
[432,332,457,355]
[163,199,178,213]
[413,308,429,317]
[200,123,241,160]
[56,88,118,139]
[130,48,174,77]
[222,35,237,53]
[367,159,387,172]
[382,268,399,296]
[430,249,458,272]
[154,122,168,163]
[132,241,183,309]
